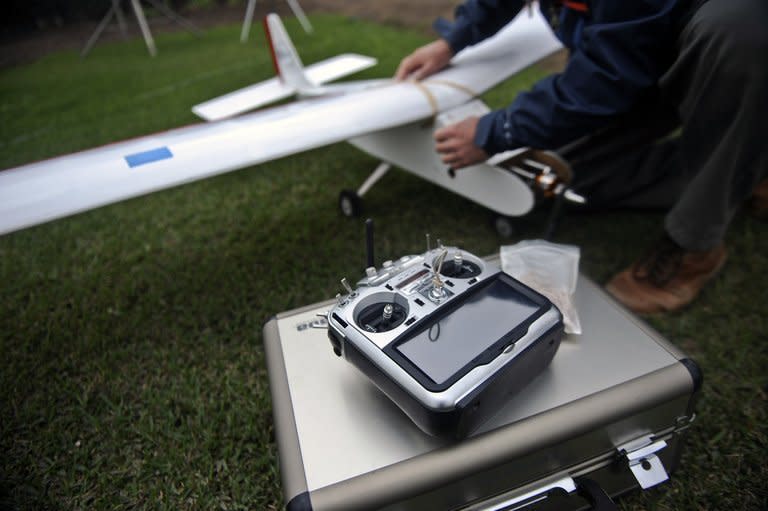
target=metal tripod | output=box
[82,0,201,57]
[240,0,313,42]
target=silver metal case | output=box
[327,247,564,438]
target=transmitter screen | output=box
[395,276,540,385]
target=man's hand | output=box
[434,116,488,169]
[395,39,454,81]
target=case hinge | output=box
[618,436,669,489]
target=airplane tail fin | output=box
[264,13,315,91]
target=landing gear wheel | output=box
[339,189,362,217]
[493,215,516,239]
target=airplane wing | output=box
[0,10,562,236]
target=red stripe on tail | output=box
[263,17,282,80]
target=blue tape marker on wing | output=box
[125,147,173,168]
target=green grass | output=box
[1,14,766,511]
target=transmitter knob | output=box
[366,267,378,278]
[453,251,463,269]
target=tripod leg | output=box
[130,0,157,56]
[114,0,128,37]
[241,0,258,42]
[285,0,313,33]
[81,4,117,57]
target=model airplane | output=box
[0,10,571,238]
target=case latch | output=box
[619,436,669,489]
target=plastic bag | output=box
[500,239,582,335]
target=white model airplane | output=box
[0,10,570,238]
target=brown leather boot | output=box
[606,236,727,314]
[748,178,768,221]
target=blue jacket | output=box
[435,0,692,153]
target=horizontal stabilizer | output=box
[304,54,377,86]
[192,78,294,121]
[192,53,376,121]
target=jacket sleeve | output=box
[435,0,526,54]
[474,0,685,154]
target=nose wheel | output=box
[339,162,391,218]
[339,189,362,217]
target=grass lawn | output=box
[1,13,766,511]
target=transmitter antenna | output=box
[365,218,375,269]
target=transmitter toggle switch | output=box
[341,277,355,296]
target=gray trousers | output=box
[569,0,768,251]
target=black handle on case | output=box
[575,478,618,511]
